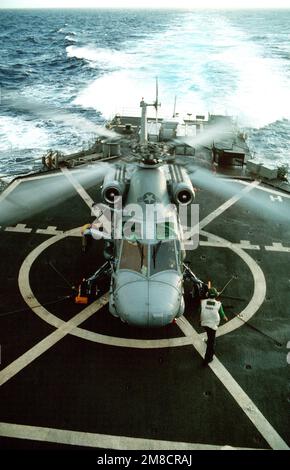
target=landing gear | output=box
[74,261,112,304]
[183,262,208,299]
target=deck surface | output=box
[0,165,289,451]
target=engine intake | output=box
[169,166,195,205]
[101,167,126,204]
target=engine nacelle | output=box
[169,166,195,205]
[101,167,126,204]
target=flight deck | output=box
[0,167,289,451]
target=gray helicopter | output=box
[73,85,258,327]
[75,92,208,327]
[76,150,207,327]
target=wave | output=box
[247,119,290,164]
[65,35,77,43]
[66,45,135,70]
[57,26,69,33]
[0,116,50,154]
[0,65,32,83]
[0,115,51,175]
[212,37,290,128]
[26,36,38,44]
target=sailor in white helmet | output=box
[200,287,228,366]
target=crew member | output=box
[81,223,92,252]
[200,287,228,366]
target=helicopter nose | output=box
[115,281,182,327]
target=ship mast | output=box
[139,78,160,145]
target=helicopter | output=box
[67,89,287,328]
[75,141,208,328]
[71,87,212,327]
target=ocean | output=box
[0,8,289,178]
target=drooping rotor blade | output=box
[4,96,119,141]
[174,119,233,149]
[0,163,109,226]
[189,166,290,222]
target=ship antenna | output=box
[173,95,177,118]
[140,78,161,145]
[155,76,159,131]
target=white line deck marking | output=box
[237,180,290,199]
[21,168,94,182]
[200,240,260,250]
[199,180,260,229]
[36,226,63,235]
[176,317,289,450]
[269,195,283,202]
[236,240,260,250]
[265,242,290,253]
[0,422,260,450]
[21,172,68,181]
[5,223,32,233]
[0,294,108,387]
[0,180,20,203]
[61,166,94,209]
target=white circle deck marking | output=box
[200,230,266,337]
[18,227,266,348]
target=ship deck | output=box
[0,163,289,451]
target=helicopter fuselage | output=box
[105,163,191,327]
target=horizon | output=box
[1,6,290,9]
[1,7,290,9]
[1,0,290,10]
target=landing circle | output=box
[18,227,266,348]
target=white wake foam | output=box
[65,35,77,42]
[0,116,49,153]
[66,45,136,70]
[73,11,290,128]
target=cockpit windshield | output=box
[119,240,149,276]
[119,240,178,276]
[150,240,177,275]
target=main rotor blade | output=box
[189,166,289,222]
[0,163,109,226]
[4,96,119,140]
[174,119,233,149]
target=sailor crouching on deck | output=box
[200,287,228,366]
